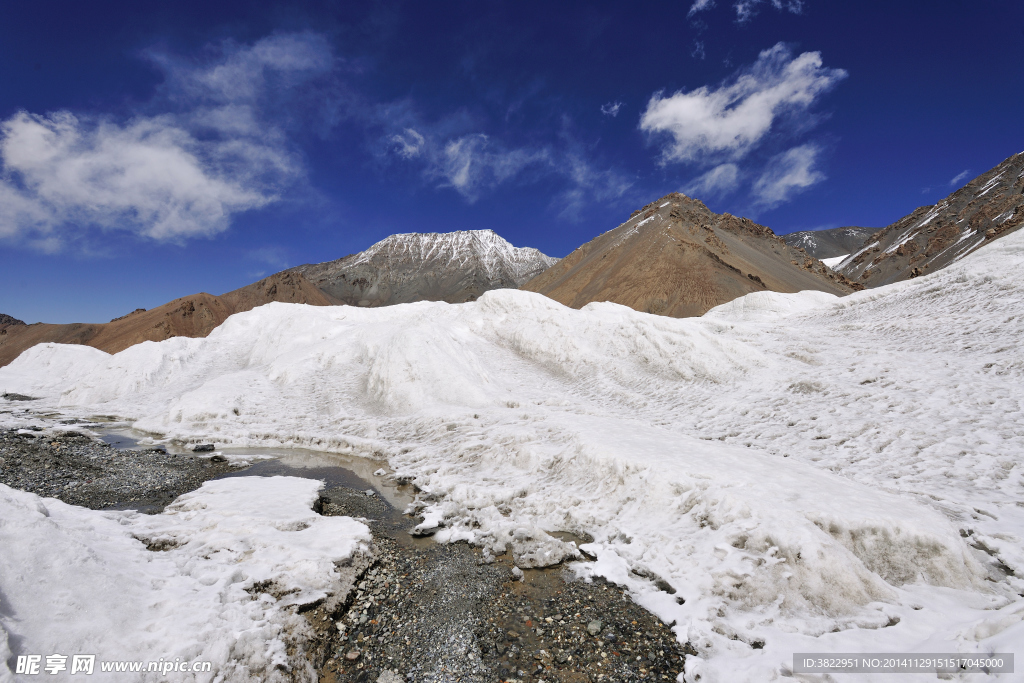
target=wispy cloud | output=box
[949,169,971,186]
[600,101,624,117]
[752,144,823,208]
[245,245,292,277]
[0,33,328,250]
[556,153,635,220]
[640,43,845,165]
[376,108,633,213]
[684,163,741,198]
[390,128,426,159]
[689,0,805,22]
[691,41,707,60]
[688,0,716,17]
[431,134,550,202]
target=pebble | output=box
[0,428,237,511]
[308,481,694,683]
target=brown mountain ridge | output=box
[837,151,1024,287]
[0,271,339,368]
[522,192,860,318]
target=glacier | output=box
[2,229,1023,681]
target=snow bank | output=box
[4,230,1024,681]
[0,477,370,682]
[702,289,838,322]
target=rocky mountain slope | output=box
[0,315,25,335]
[836,151,1024,287]
[290,229,557,307]
[783,226,877,259]
[521,193,859,318]
[0,272,338,368]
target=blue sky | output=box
[1,0,1022,323]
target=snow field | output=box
[2,230,1023,681]
[0,477,371,682]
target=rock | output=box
[587,620,603,636]
[345,648,361,661]
[209,454,227,463]
[192,444,215,452]
[511,566,524,581]
[377,671,403,683]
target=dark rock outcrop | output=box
[837,151,1024,287]
[783,227,878,260]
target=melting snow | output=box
[0,477,370,682]
[3,231,1024,681]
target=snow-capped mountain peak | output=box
[291,229,557,307]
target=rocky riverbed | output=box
[0,427,236,511]
[303,482,692,683]
[0,411,693,682]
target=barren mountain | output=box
[0,314,25,334]
[836,151,1024,287]
[290,229,557,307]
[0,272,338,368]
[783,226,877,259]
[522,193,859,318]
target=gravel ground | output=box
[0,408,694,682]
[301,483,694,683]
[0,427,237,511]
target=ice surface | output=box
[0,477,370,682]
[3,230,1024,681]
[819,253,849,269]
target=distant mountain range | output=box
[521,193,858,318]
[783,227,878,260]
[0,272,337,368]
[4,153,1022,367]
[835,151,1024,286]
[290,229,556,307]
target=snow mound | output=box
[3,230,1024,681]
[0,477,370,682]
[702,289,838,322]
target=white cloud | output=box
[391,128,426,159]
[688,0,716,17]
[153,32,333,106]
[684,163,741,199]
[0,111,283,242]
[752,144,824,208]
[949,169,971,186]
[692,41,707,60]
[0,33,326,249]
[640,43,845,165]
[433,134,550,202]
[689,0,804,21]
[600,101,624,117]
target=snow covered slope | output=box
[291,229,556,307]
[783,226,876,259]
[837,150,1024,287]
[0,477,370,682]
[3,230,1024,682]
